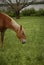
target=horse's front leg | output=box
[1,31,5,47]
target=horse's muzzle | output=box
[22,39,26,44]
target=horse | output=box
[0,13,26,47]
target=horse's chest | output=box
[0,21,3,31]
[0,26,4,31]
[0,18,4,25]
[0,27,7,32]
[0,21,6,31]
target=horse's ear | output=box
[20,25,22,30]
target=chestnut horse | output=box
[0,13,26,47]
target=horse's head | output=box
[16,25,26,44]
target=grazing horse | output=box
[0,13,26,47]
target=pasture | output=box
[0,16,44,65]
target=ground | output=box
[0,16,44,65]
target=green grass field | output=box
[0,16,44,65]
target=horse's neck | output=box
[9,18,20,32]
[0,13,20,32]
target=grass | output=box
[0,16,44,65]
